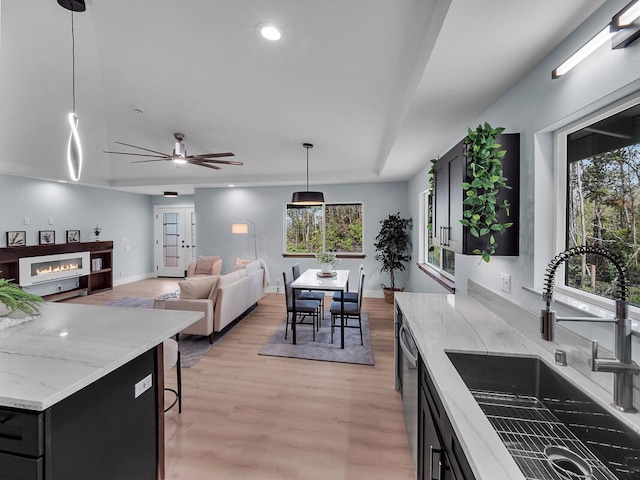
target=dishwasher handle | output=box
[398,323,418,369]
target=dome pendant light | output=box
[60,0,85,181]
[291,143,325,205]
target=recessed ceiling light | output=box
[228,184,235,188]
[258,23,281,41]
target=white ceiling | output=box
[0,0,607,195]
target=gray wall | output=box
[195,182,409,295]
[407,0,640,302]
[0,175,154,284]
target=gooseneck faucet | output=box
[541,246,639,412]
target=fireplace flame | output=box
[36,263,80,275]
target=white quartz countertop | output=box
[395,291,640,480]
[0,302,203,411]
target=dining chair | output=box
[163,337,182,413]
[292,263,325,325]
[333,263,363,303]
[283,270,320,341]
[330,271,365,345]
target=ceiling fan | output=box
[104,132,243,170]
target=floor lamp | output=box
[231,220,257,260]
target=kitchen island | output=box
[0,302,203,480]
[396,282,640,480]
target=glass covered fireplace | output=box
[19,252,91,286]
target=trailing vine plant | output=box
[426,157,438,238]
[460,122,513,263]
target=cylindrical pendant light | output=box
[291,143,324,205]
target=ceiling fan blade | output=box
[189,160,221,170]
[114,141,169,156]
[198,159,244,166]
[131,158,173,163]
[190,152,235,158]
[104,150,170,159]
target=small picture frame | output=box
[66,230,81,243]
[39,230,55,245]
[6,231,26,247]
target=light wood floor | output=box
[64,279,415,479]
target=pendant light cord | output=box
[71,9,76,113]
[306,145,309,192]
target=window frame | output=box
[553,92,640,314]
[419,190,455,287]
[283,201,365,256]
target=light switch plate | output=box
[134,373,153,398]
[49,217,54,225]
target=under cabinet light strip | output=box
[616,0,640,27]
[552,25,615,78]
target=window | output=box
[285,203,363,254]
[423,191,455,278]
[562,99,640,307]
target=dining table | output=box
[291,268,350,348]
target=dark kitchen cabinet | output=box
[431,134,520,257]
[418,357,475,480]
[0,348,160,480]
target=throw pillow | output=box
[179,276,219,299]
[232,258,253,271]
[194,256,220,275]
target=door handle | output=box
[430,446,442,480]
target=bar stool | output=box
[163,338,182,413]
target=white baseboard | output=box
[113,272,156,287]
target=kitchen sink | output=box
[446,351,640,480]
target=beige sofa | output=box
[155,259,267,343]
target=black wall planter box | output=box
[432,133,520,257]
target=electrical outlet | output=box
[276,279,281,293]
[49,217,54,225]
[134,374,153,398]
[501,273,511,293]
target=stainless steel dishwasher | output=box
[398,314,419,472]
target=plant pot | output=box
[381,284,404,304]
[321,263,333,274]
[0,302,9,317]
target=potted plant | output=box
[0,277,43,317]
[374,213,412,303]
[460,122,513,262]
[316,252,338,274]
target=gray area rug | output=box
[104,296,241,368]
[259,312,374,365]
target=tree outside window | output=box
[566,102,640,307]
[286,203,363,254]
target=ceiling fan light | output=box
[291,191,325,205]
[174,142,186,158]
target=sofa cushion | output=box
[232,258,253,271]
[194,256,221,275]
[244,260,262,275]
[218,269,246,289]
[179,275,219,299]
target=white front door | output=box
[154,206,196,277]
